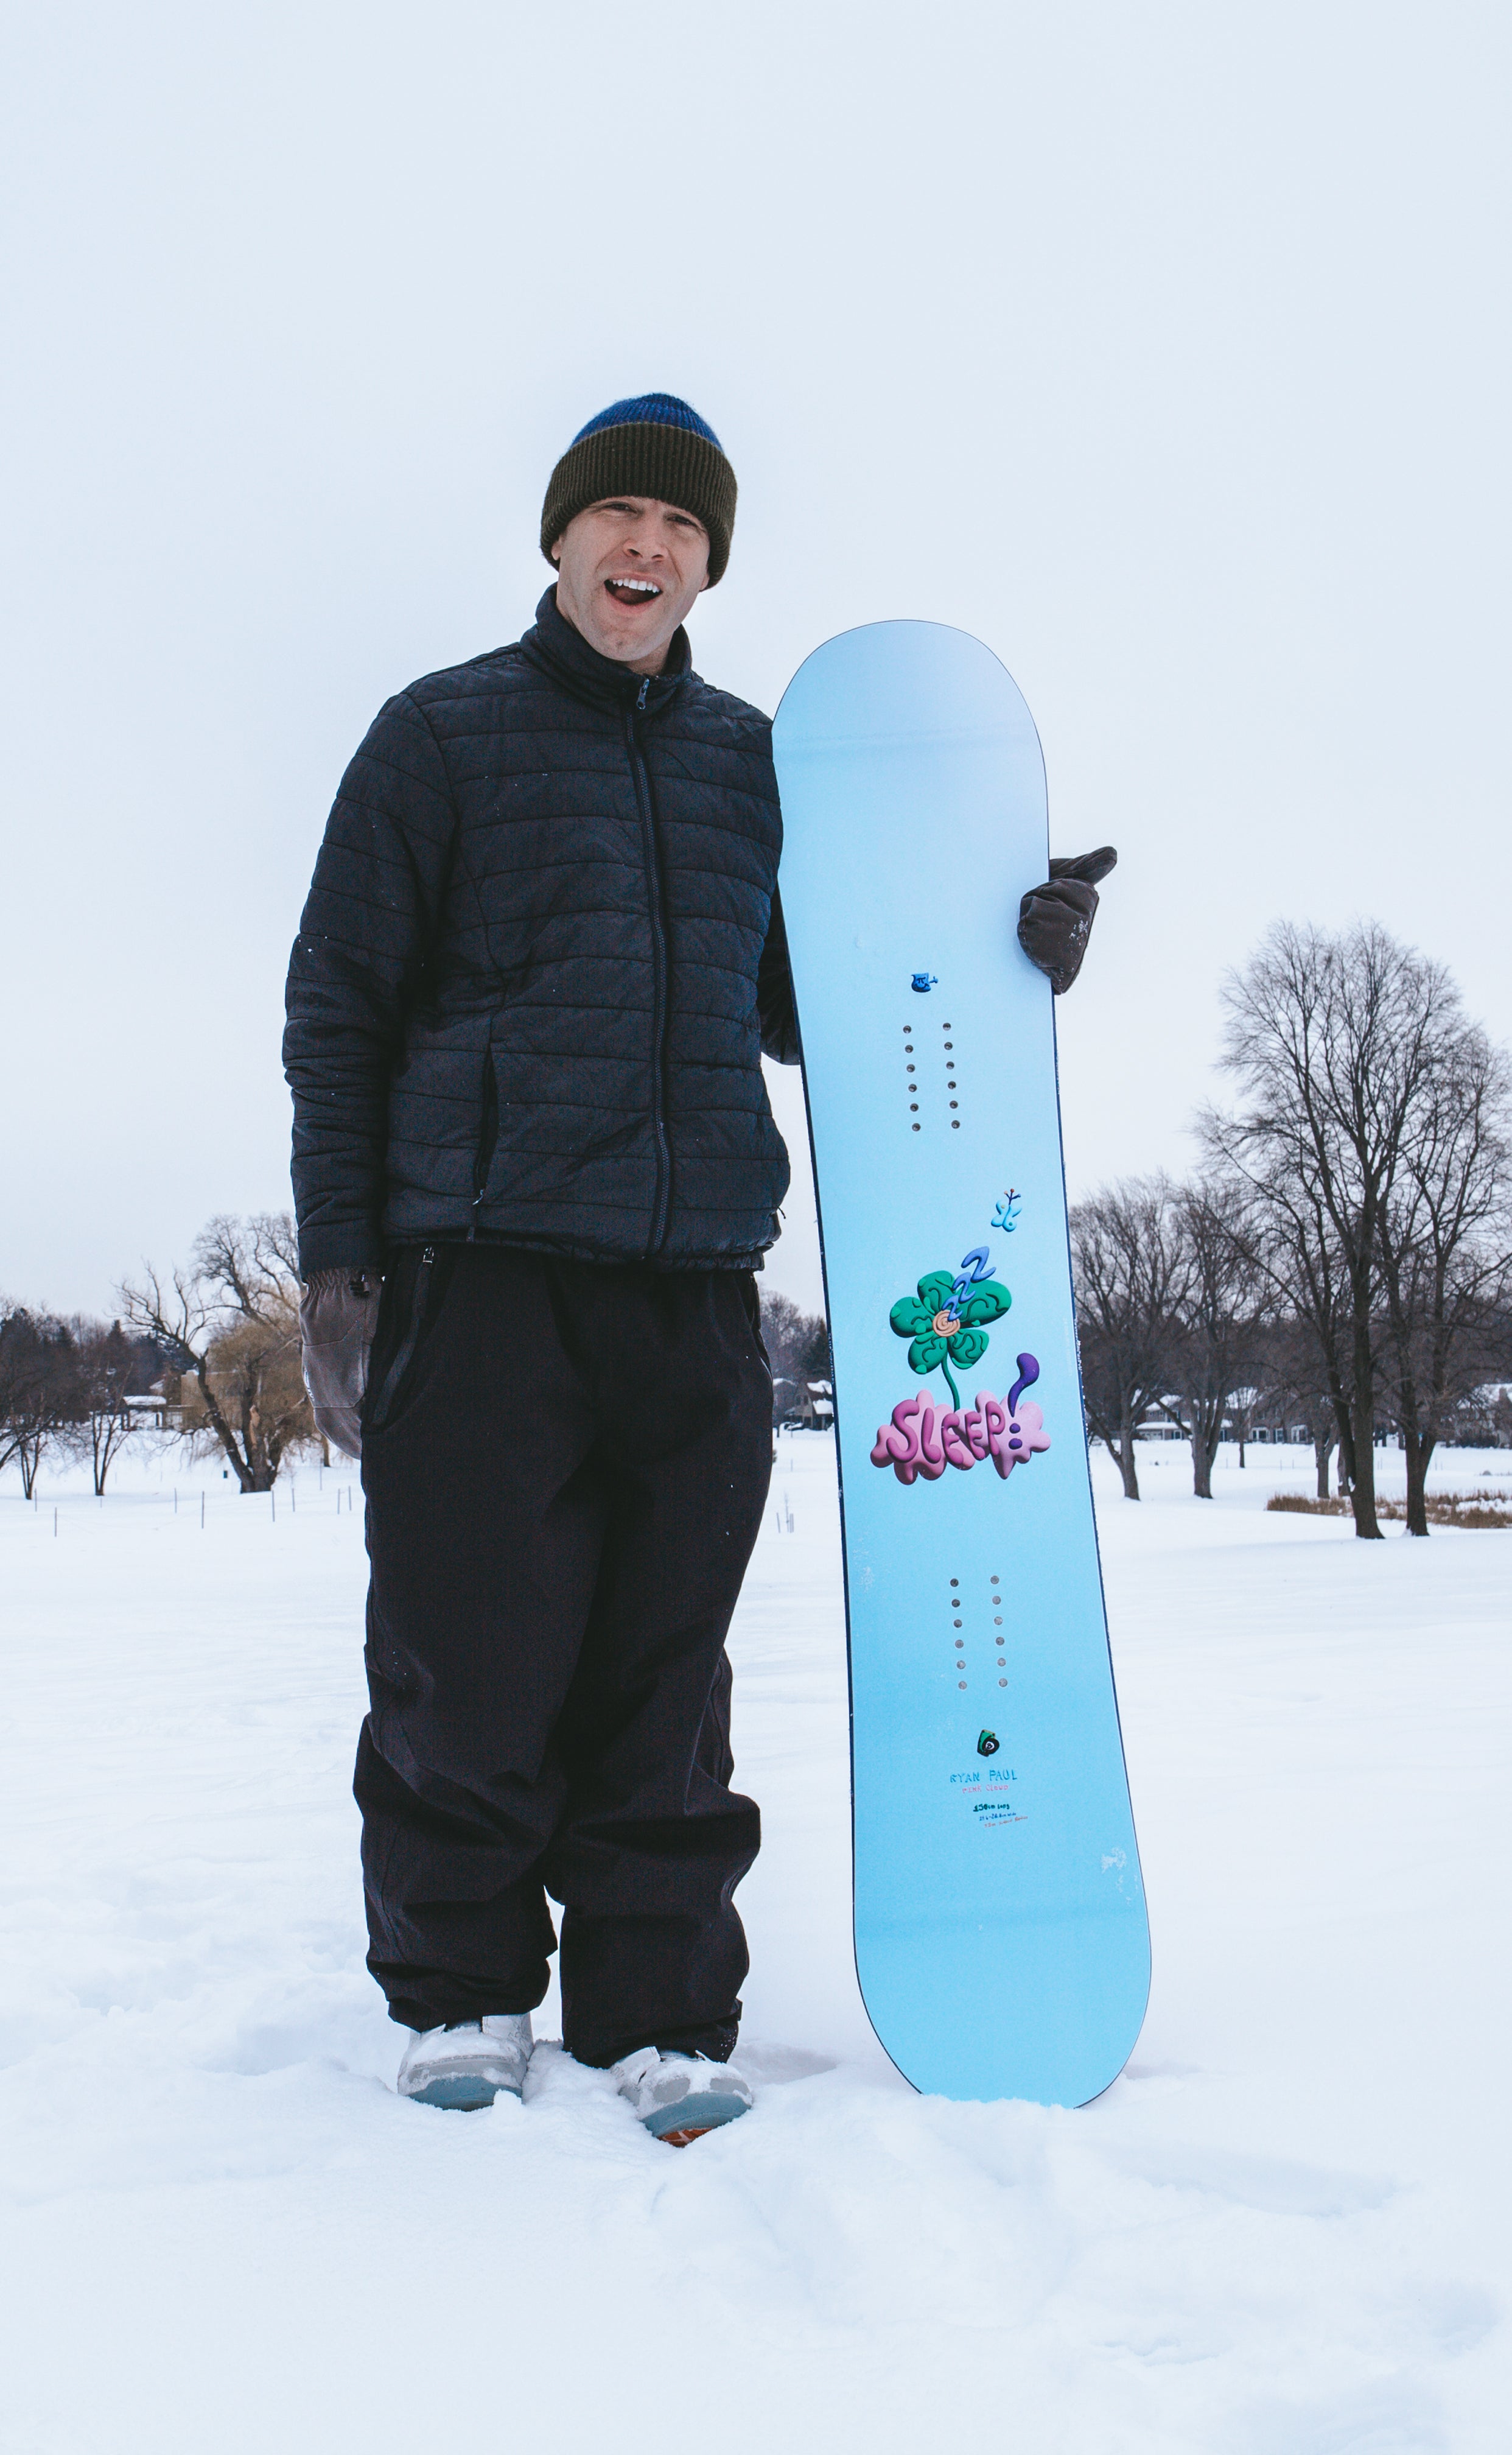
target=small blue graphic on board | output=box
[950,1246,997,1308]
[910,972,937,993]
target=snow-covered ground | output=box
[2,1434,1508,2452]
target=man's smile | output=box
[604,575,663,607]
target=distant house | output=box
[124,1376,189,1432]
[1134,1396,1312,1446]
[1452,1383,1512,1447]
[776,1378,834,1431]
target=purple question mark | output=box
[1007,1353,1040,1413]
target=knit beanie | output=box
[540,393,737,586]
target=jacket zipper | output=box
[469,1049,500,1240]
[366,1245,435,1428]
[626,675,672,1254]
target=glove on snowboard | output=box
[1017,846,1118,994]
[299,1268,382,1459]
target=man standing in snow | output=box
[285,393,1110,2141]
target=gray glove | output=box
[299,1268,382,1459]
[1017,846,1118,993]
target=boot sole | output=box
[642,2094,751,2143]
[401,2074,523,2111]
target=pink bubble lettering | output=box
[870,1387,1051,1486]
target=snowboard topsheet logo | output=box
[869,1202,1050,1487]
[977,1730,1001,1757]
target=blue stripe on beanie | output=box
[571,393,723,451]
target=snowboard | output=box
[772,620,1150,2107]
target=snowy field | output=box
[2,1433,1508,2453]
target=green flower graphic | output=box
[888,1269,1012,1408]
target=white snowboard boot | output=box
[612,2046,754,2145]
[397,2014,533,2110]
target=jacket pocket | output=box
[737,1271,771,1374]
[363,1245,437,1435]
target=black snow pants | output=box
[355,1243,772,2068]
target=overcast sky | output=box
[4,1,1508,1321]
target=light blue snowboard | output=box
[772,621,1150,2107]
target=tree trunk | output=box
[1116,1396,1141,1499]
[1349,1385,1382,1538]
[1313,1425,1335,1500]
[194,1358,256,1492]
[90,1410,130,1496]
[1191,1422,1218,1498]
[1402,1427,1431,1537]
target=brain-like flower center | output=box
[932,1308,961,1338]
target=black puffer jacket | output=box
[284,590,797,1279]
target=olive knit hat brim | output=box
[540,394,737,585]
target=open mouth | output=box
[604,577,662,608]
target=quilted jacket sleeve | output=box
[282,691,459,1277]
[757,883,801,1066]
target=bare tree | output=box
[1164,1181,1270,1498]
[1374,1019,1512,1534]
[1201,923,1454,1539]
[1264,1313,1343,1498]
[0,1305,77,1497]
[1069,1177,1188,1500]
[1198,1148,1361,1497]
[59,1319,139,1495]
[119,1213,315,1491]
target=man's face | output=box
[551,496,711,673]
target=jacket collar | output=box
[518,586,691,715]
